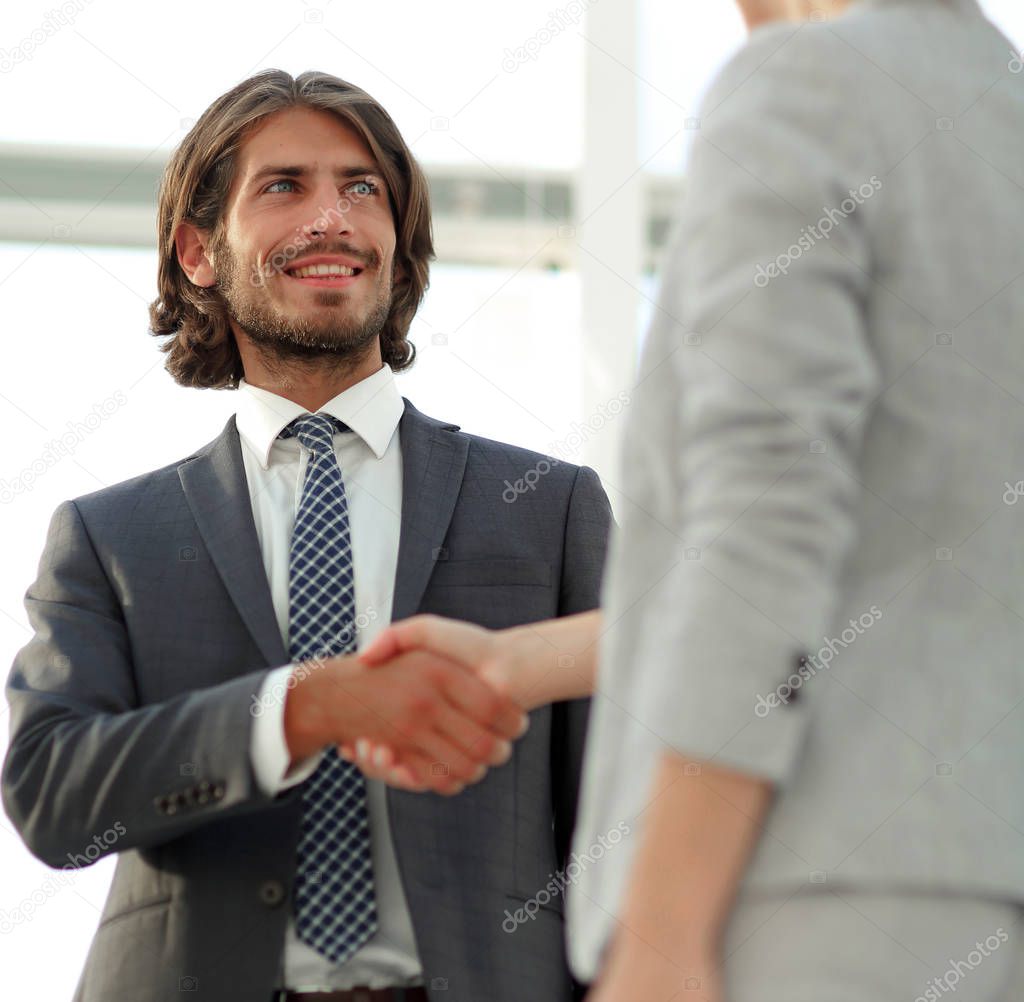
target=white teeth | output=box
[290,263,357,278]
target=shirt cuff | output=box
[250,664,325,795]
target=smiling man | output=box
[1,70,611,1002]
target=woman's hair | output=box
[148,69,434,388]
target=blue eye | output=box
[348,179,380,197]
[261,177,381,196]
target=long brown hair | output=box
[149,69,434,388]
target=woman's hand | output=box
[585,932,724,1002]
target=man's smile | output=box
[282,253,368,289]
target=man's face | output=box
[210,105,398,362]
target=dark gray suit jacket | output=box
[2,399,612,1002]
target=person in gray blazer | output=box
[1,69,611,1002]
[346,1,1024,999]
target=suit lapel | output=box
[391,400,469,623]
[387,401,470,885]
[178,416,288,668]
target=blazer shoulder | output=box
[403,400,582,479]
[458,429,590,487]
[703,13,898,118]
[709,3,984,119]
[696,14,902,182]
[703,21,834,101]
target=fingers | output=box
[382,769,428,791]
[362,738,394,770]
[358,615,494,671]
[431,701,513,768]
[391,748,473,794]
[439,664,528,743]
[357,629,402,667]
[344,739,498,795]
[391,719,486,785]
[338,742,429,792]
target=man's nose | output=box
[301,181,357,239]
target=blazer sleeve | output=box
[550,465,613,868]
[621,25,882,784]
[1,500,284,868]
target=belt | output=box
[272,989,429,1002]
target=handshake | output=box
[282,611,598,795]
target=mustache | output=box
[247,241,383,286]
[285,242,381,271]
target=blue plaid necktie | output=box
[281,413,377,964]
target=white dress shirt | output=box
[238,364,424,990]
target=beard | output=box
[212,236,392,366]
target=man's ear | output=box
[174,221,218,288]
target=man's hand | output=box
[282,648,528,795]
[336,612,600,791]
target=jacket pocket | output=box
[428,558,551,588]
[505,889,565,917]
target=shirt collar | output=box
[235,364,404,469]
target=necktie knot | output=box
[280,413,348,455]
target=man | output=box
[348,1,1024,999]
[1,70,611,1002]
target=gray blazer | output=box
[568,0,1024,978]
[2,400,611,1002]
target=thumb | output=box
[358,627,402,666]
[477,659,512,698]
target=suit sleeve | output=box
[550,465,613,868]
[622,26,882,784]
[1,500,288,868]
